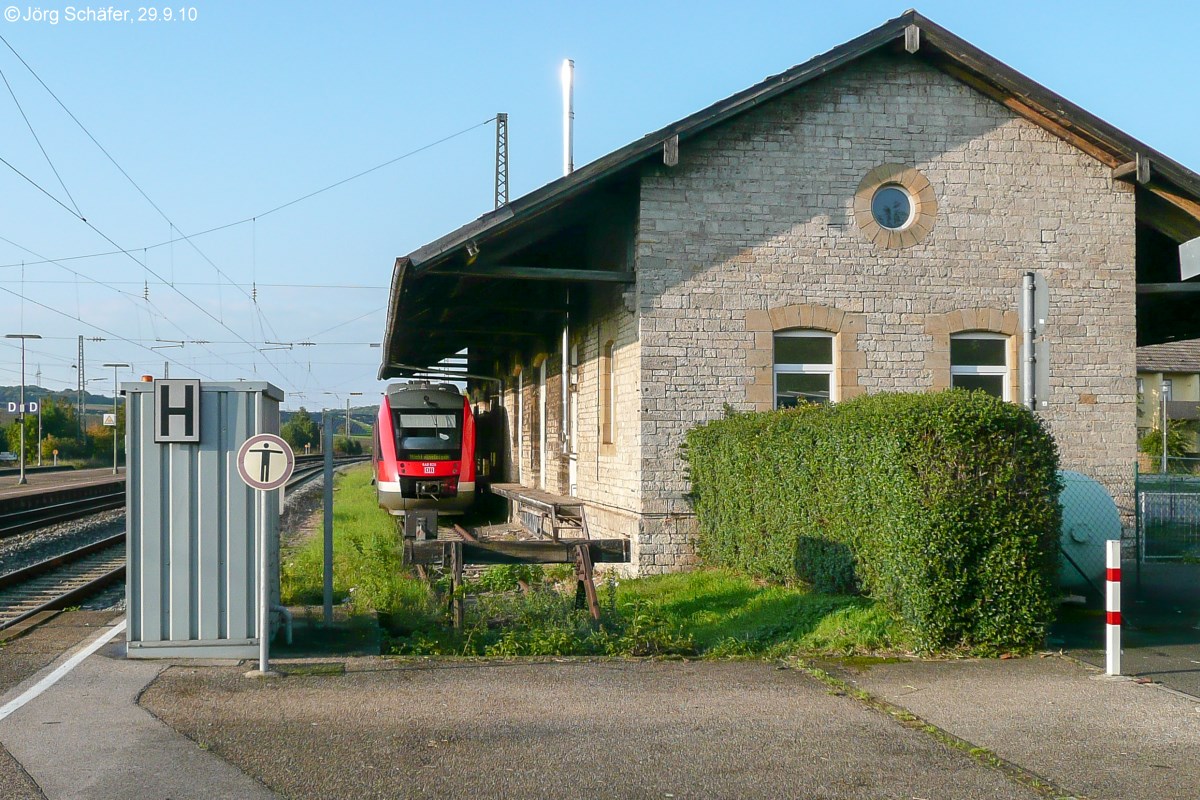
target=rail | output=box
[0,534,126,632]
[0,455,368,539]
[0,454,369,630]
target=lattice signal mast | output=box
[77,335,85,438]
[495,112,508,209]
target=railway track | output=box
[0,482,126,538]
[0,454,361,539]
[0,454,367,632]
[0,534,126,632]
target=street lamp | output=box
[102,363,130,475]
[5,333,42,485]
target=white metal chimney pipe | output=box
[561,59,574,176]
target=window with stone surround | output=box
[773,330,835,407]
[950,333,1010,400]
[601,340,615,446]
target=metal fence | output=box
[1137,461,1200,562]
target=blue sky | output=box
[1,1,1195,409]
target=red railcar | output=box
[374,381,475,515]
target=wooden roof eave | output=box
[378,256,411,380]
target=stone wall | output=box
[634,52,1138,572]
[494,284,643,545]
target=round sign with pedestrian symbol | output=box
[236,433,295,491]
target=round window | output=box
[870,185,913,230]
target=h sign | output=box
[154,379,201,443]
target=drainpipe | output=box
[562,290,570,455]
[1022,272,1036,411]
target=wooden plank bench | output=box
[404,533,629,628]
[489,483,591,541]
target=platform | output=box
[0,468,123,502]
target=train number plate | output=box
[423,464,436,474]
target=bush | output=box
[334,436,363,456]
[683,390,1061,653]
[1138,424,1195,461]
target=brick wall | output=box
[634,52,1138,572]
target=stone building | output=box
[380,12,1200,573]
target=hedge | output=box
[683,391,1062,653]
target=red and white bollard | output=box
[1105,539,1121,676]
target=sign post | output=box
[236,433,295,675]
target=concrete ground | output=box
[829,655,1200,800]
[141,658,1042,800]
[1053,559,1200,698]
[0,611,119,800]
[0,613,277,800]
[5,610,1200,799]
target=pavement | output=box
[1,609,1199,799]
[826,655,1200,800]
[0,612,275,800]
[1053,558,1200,698]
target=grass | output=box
[281,464,909,658]
[280,463,437,628]
[613,570,905,657]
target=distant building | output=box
[1137,339,1200,453]
[380,12,1200,573]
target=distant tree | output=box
[39,396,78,440]
[1139,424,1195,460]
[334,435,362,456]
[85,403,125,463]
[281,407,319,451]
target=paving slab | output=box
[0,625,278,800]
[141,659,1042,800]
[0,468,122,501]
[0,612,118,800]
[0,612,119,695]
[831,655,1200,800]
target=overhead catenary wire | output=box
[0,33,482,400]
[0,283,218,380]
[0,34,364,394]
[0,116,497,272]
[0,233,256,380]
[0,156,301,392]
[0,64,81,217]
[0,279,389,289]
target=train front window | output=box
[394,411,462,454]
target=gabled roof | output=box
[381,9,1200,377]
[1138,339,1200,374]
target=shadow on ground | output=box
[1051,559,1200,696]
